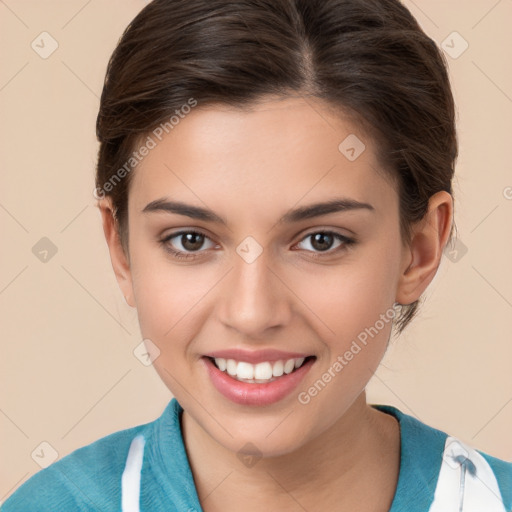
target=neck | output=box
[181,391,400,512]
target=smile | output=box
[210,356,312,383]
[202,352,316,406]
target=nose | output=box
[217,246,293,339]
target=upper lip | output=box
[203,349,313,364]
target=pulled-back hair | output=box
[95,0,458,335]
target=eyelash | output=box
[160,229,356,261]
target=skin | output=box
[99,95,453,511]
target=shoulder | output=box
[373,404,512,511]
[1,420,156,512]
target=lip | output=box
[203,348,311,364]
[203,355,315,406]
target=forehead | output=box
[129,96,397,219]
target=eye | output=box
[160,230,217,260]
[295,230,356,258]
[160,229,356,261]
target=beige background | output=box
[1,0,511,502]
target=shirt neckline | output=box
[371,404,446,512]
[156,399,445,512]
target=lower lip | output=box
[203,357,315,406]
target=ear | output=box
[97,198,136,307]
[395,191,453,306]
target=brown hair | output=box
[95,0,458,335]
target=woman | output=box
[3,0,511,511]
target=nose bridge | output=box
[219,240,290,336]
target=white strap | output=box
[428,436,506,512]
[121,435,146,512]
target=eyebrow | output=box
[142,197,375,225]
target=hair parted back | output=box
[95,0,458,335]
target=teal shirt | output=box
[2,398,511,511]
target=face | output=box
[111,96,413,457]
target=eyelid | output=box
[297,226,354,240]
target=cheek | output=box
[295,242,399,344]
[129,219,400,353]
[128,241,208,344]
[290,235,400,412]
[293,256,398,433]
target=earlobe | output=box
[97,198,136,308]
[395,191,453,306]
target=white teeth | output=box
[213,356,309,382]
[254,362,273,380]
[272,360,284,377]
[215,357,227,371]
[226,359,237,376]
[236,362,254,380]
[283,359,295,374]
